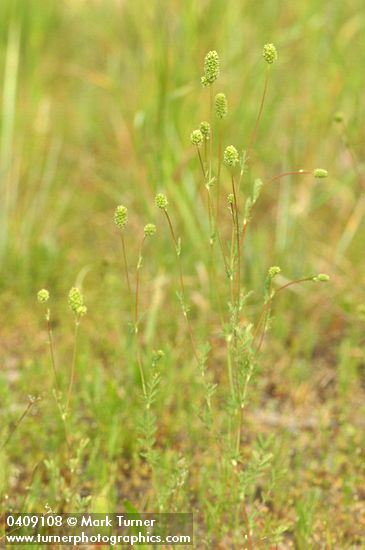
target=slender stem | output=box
[204,168,229,275]
[231,175,241,303]
[135,237,147,397]
[198,148,213,237]
[198,149,227,325]
[209,85,213,181]
[66,319,79,413]
[267,170,311,185]
[239,219,248,255]
[163,209,199,363]
[228,204,236,306]
[216,125,222,214]
[121,232,133,305]
[197,148,206,178]
[135,237,145,327]
[0,400,34,452]
[247,67,270,161]
[227,341,235,399]
[45,310,71,449]
[46,312,59,391]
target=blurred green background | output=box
[1,0,364,547]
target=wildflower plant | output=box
[186,44,328,545]
[112,44,329,546]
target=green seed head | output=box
[68,287,86,316]
[262,43,277,64]
[37,289,49,303]
[313,168,328,178]
[190,129,203,146]
[268,266,281,278]
[215,93,228,119]
[313,273,330,282]
[144,223,156,237]
[114,205,128,229]
[223,145,239,168]
[227,193,234,205]
[334,111,344,123]
[155,193,168,210]
[200,121,210,139]
[201,50,220,87]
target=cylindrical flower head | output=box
[223,145,239,168]
[114,205,128,229]
[68,287,85,315]
[201,50,220,87]
[313,168,328,178]
[144,223,156,237]
[215,93,228,118]
[155,193,168,209]
[37,289,49,303]
[262,43,277,64]
[227,193,234,205]
[200,121,210,139]
[190,129,203,146]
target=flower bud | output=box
[223,145,239,168]
[155,193,168,210]
[190,129,203,146]
[200,121,210,139]
[114,205,128,229]
[313,169,328,178]
[201,50,220,87]
[144,223,156,237]
[333,111,344,123]
[68,287,86,316]
[262,43,277,64]
[215,93,228,118]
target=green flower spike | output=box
[37,289,49,303]
[215,93,228,119]
[68,287,87,316]
[313,169,328,178]
[201,50,220,87]
[155,193,168,210]
[200,121,210,139]
[190,129,203,146]
[144,223,156,237]
[223,145,239,168]
[114,205,128,229]
[262,43,277,64]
